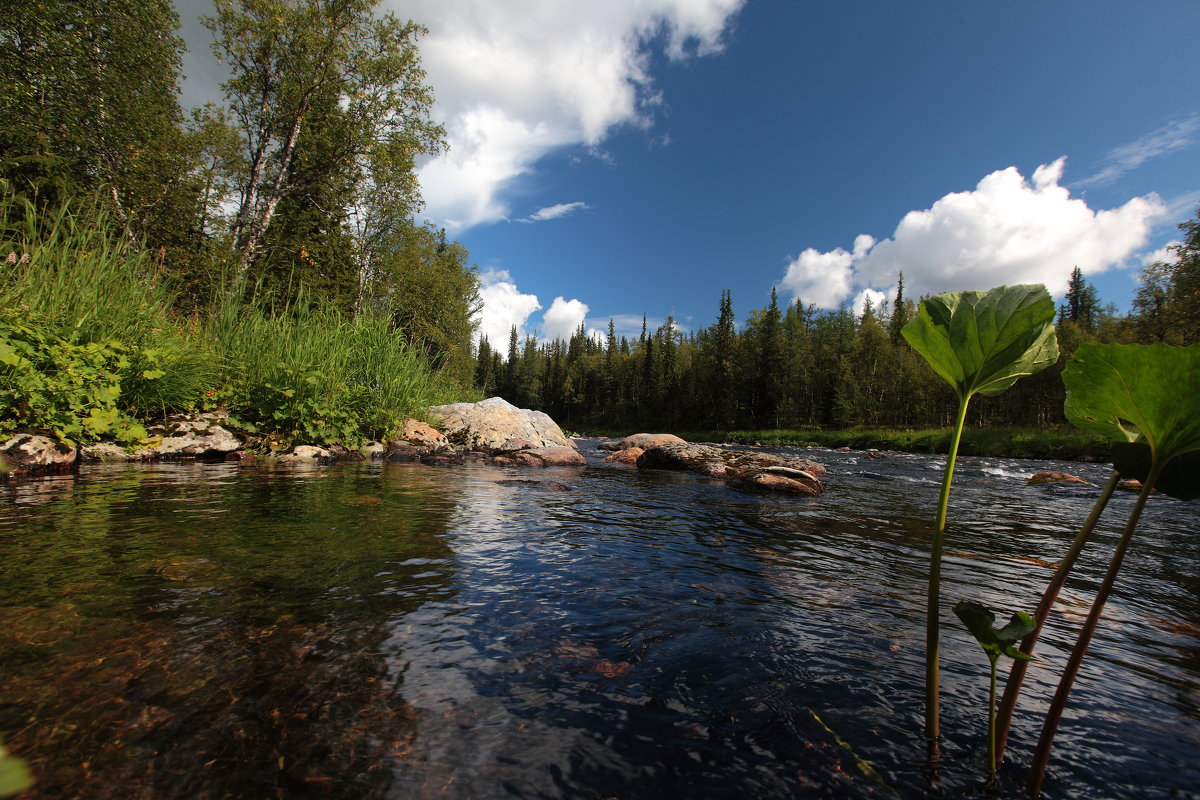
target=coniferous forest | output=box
[473,253,1200,435]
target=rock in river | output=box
[636,441,825,496]
[430,397,576,453]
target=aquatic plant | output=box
[1025,342,1200,795]
[952,600,1034,779]
[900,284,1058,741]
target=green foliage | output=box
[0,314,148,443]
[954,601,1034,662]
[954,600,1035,777]
[205,293,458,447]
[901,284,1059,402]
[898,284,1057,742]
[1064,343,1200,462]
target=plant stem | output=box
[926,395,970,741]
[1026,465,1161,796]
[994,470,1120,762]
[988,653,999,778]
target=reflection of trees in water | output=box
[0,462,460,799]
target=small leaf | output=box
[953,600,1034,661]
[141,369,165,380]
[0,743,34,796]
[902,285,1059,402]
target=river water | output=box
[1,442,1197,799]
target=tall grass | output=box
[0,192,466,446]
[205,286,461,445]
[0,193,219,420]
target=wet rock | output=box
[1028,471,1093,487]
[619,432,686,450]
[727,467,824,496]
[603,446,644,465]
[0,434,76,475]
[139,413,242,458]
[79,442,134,462]
[492,446,586,468]
[361,441,386,459]
[383,442,425,462]
[1117,479,1144,492]
[597,440,624,451]
[420,448,464,466]
[278,445,336,464]
[636,442,825,496]
[399,419,449,449]
[429,396,575,452]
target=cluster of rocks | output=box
[598,434,827,496]
[0,398,586,479]
[2,396,1123,501]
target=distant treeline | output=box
[474,243,1200,432]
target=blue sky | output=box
[175,0,1200,344]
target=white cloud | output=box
[781,159,1168,308]
[540,296,590,342]
[520,201,589,223]
[474,269,542,347]
[779,234,873,308]
[1077,115,1200,188]
[1143,241,1181,267]
[393,0,745,231]
[851,288,889,318]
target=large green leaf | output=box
[1063,343,1200,464]
[902,285,1059,401]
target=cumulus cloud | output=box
[474,269,542,347]
[391,0,745,231]
[520,201,589,223]
[540,296,590,342]
[780,159,1167,309]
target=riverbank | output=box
[585,426,1113,462]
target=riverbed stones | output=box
[429,396,576,452]
[636,441,825,496]
[0,434,76,475]
[1027,471,1092,487]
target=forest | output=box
[1,0,1198,448]
[474,248,1200,435]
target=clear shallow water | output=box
[0,443,1197,799]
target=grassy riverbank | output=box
[585,426,1113,462]
[0,195,465,449]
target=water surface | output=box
[1,443,1197,798]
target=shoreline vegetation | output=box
[585,427,1114,462]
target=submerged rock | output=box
[1028,471,1092,487]
[429,397,575,452]
[636,442,825,496]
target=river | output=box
[1,442,1197,799]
